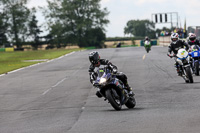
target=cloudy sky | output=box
[27,0,200,37]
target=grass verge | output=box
[0,48,84,75]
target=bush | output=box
[131,37,136,45]
[45,45,55,50]
[82,28,106,48]
[14,48,24,51]
[106,36,144,42]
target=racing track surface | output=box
[1,47,200,133]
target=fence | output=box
[158,36,171,46]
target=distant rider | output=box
[144,36,151,42]
[167,33,189,75]
[88,51,133,97]
[144,36,151,50]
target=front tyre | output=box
[146,47,149,53]
[105,89,122,111]
[185,66,193,83]
[195,61,199,76]
[125,96,136,109]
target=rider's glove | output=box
[167,53,174,58]
[113,68,117,74]
[92,81,98,87]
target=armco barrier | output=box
[5,48,14,52]
[0,48,5,52]
[140,40,157,46]
[158,36,171,46]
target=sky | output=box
[27,0,200,37]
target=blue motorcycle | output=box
[93,67,136,111]
[189,45,200,76]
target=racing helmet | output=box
[89,51,100,65]
[171,33,179,44]
[189,33,196,42]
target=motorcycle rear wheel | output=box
[105,89,122,111]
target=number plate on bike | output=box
[194,52,199,57]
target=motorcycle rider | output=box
[167,33,189,76]
[144,36,151,50]
[187,33,200,46]
[144,36,151,42]
[88,51,134,97]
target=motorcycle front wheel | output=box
[125,96,136,109]
[195,61,199,76]
[105,89,122,111]
[146,47,150,53]
[185,66,193,83]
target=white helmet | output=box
[171,33,179,44]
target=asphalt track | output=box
[1,46,200,133]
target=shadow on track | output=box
[104,107,145,112]
[176,82,200,84]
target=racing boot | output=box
[124,83,134,96]
[96,88,102,98]
[174,63,182,76]
[177,69,182,76]
[176,66,182,76]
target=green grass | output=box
[120,45,139,47]
[0,48,84,74]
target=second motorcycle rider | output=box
[167,33,189,75]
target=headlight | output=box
[99,78,106,84]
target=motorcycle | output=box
[144,40,151,53]
[93,66,136,111]
[188,45,200,76]
[169,48,194,83]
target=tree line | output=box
[0,0,163,50]
[0,0,109,49]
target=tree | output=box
[124,19,156,39]
[0,0,31,48]
[0,12,8,46]
[84,28,106,47]
[43,0,109,47]
[28,14,42,50]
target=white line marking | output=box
[42,65,83,95]
[143,54,146,60]
[52,78,67,88]
[42,77,67,95]
[42,88,52,95]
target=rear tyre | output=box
[125,96,136,109]
[186,66,193,83]
[105,89,122,111]
[195,61,199,76]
